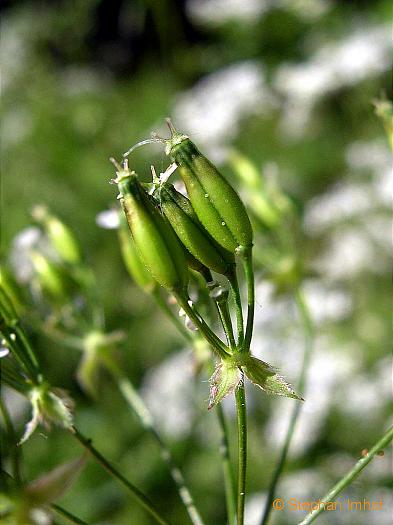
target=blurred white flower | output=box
[1,12,31,91]
[279,0,331,21]
[264,336,355,457]
[304,182,374,236]
[312,227,388,280]
[10,226,55,283]
[172,61,276,161]
[301,279,352,325]
[141,350,197,438]
[96,209,120,230]
[245,492,265,525]
[1,108,33,149]
[60,66,112,96]
[345,139,391,173]
[187,0,269,26]
[338,357,391,417]
[275,25,392,136]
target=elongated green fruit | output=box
[118,214,157,293]
[32,205,81,264]
[153,183,235,276]
[165,123,253,254]
[113,161,188,292]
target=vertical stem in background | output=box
[227,271,244,348]
[102,355,205,525]
[216,402,236,525]
[242,251,255,353]
[235,379,247,525]
[260,286,314,525]
[0,397,22,485]
[71,427,172,525]
[50,504,91,525]
[298,425,393,525]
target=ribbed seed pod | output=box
[118,214,157,293]
[165,125,253,254]
[114,162,188,292]
[153,183,235,276]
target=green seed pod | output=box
[153,182,235,276]
[112,159,188,292]
[165,122,253,254]
[118,213,157,293]
[32,205,81,264]
[31,252,70,301]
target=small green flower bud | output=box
[153,181,236,276]
[30,252,70,301]
[164,121,253,253]
[118,213,157,293]
[32,205,81,264]
[112,159,189,292]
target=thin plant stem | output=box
[153,289,194,343]
[175,293,230,359]
[50,504,91,525]
[0,397,22,485]
[71,427,172,525]
[101,355,205,525]
[214,296,237,351]
[260,286,313,525]
[227,271,244,348]
[235,379,247,525]
[216,401,236,525]
[241,251,254,353]
[297,425,393,525]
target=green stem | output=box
[0,397,22,485]
[175,293,230,359]
[227,271,244,348]
[153,289,194,344]
[102,356,205,525]
[71,427,172,525]
[260,286,313,525]
[216,402,236,525]
[241,251,254,353]
[235,379,247,525]
[214,295,237,351]
[298,425,393,525]
[50,504,91,525]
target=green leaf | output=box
[244,356,304,401]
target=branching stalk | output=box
[101,355,205,525]
[241,251,254,353]
[50,504,91,525]
[227,271,244,348]
[71,427,172,525]
[175,293,230,359]
[297,425,393,525]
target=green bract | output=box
[152,182,235,276]
[165,122,253,254]
[113,160,189,292]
